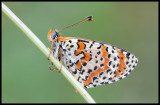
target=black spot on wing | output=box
[88,69,92,74]
[126,52,131,59]
[97,45,101,49]
[69,40,72,43]
[92,76,98,82]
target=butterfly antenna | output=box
[59,16,93,32]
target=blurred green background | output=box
[2,2,158,103]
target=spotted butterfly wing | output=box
[53,37,138,88]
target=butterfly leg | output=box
[48,39,55,60]
[49,62,58,71]
[48,39,58,71]
[49,62,57,71]
[48,48,51,53]
[48,48,57,71]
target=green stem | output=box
[2,2,96,103]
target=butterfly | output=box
[47,16,138,88]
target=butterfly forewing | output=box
[57,38,138,88]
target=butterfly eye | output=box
[51,31,58,39]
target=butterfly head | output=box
[48,29,60,42]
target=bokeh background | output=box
[2,2,158,103]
